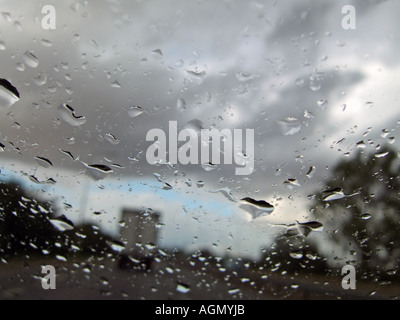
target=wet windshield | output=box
[1,0,399,300]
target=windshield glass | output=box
[1,0,399,300]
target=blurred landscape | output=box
[1,147,400,300]
[1,0,400,300]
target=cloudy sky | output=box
[1,0,400,260]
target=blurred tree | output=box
[72,224,114,256]
[0,180,58,256]
[260,236,328,275]
[310,146,400,278]
[0,180,114,259]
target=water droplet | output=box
[83,266,91,274]
[127,105,144,118]
[1,12,12,22]
[0,78,20,108]
[201,162,217,172]
[239,197,274,219]
[65,137,76,145]
[236,72,256,82]
[23,51,39,68]
[177,98,186,112]
[49,216,74,232]
[111,80,121,88]
[107,240,126,253]
[12,122,20,129]
[277,117,301,136]
[322,188,346,201]
[32,72,47,86]
[306,253,318,260]
[104,133,120,145]
[360,213,372,220]
[306,166,315,178]
[162,182,173,190]
[375,151,389,159]
[289,251,303,259]
[317,99,328,109]
[73,33,80,42]
[296,220,323,236]
[228,288,240,295]
[58,103,86,126]
[336,40,346,47]
[365,101,374,108]
[387,269,397,276]
[56,255,67,262]
[41,39,52,47]
[86,164,113,173]
[0,142,5,152]
[0,41,6,50]
[309,75,322,91]
[185,67,207,81]
[176,282,190,294]
[356,141,366,149]
[297,221,323,229]
[59,149,75,160]
[29,175,56,185]
[284,178,301,189]
[304,110,315,119]
[35,156,53,168]
[381,129,390,138]
[13,21,22,31]
[185,119,204,134]
[196,181,204,188]
[83,163,113,180]
[295,77,304,87]
[151,49,163,59]
[210,188,236,202]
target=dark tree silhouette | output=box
[0,180,114,259]
[0,180,58,256]
[310,146,400,278]
[259,236,328,275]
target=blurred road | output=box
[0,256,398,300]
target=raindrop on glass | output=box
[58,103,86,126]
[49,216,74,232]
[360,213,372,220]
[176,282,190,294]
[322,188,346,201]
[0,78,20,108]
[23,51,39,68]
[107,240,126,253]
[104,133,120,145]
[127,105,144,118]
[239,197,274,219]
[284,178,301,189]
[151,49,163,59]
[277,117,301,136]
[34,156,53,168]
[177,98,186,112]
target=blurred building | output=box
[118,209,160,270]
